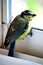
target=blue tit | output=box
[3,10,36,57]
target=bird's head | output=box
[21,10,36,21]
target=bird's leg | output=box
[8,41,15,57]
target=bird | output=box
[3,10,36,57]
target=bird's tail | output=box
[4,39,9,48]
[8,41,15,57]
[0,36,10,49]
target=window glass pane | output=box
[11,0,43,29]
[26,0,43,29]
[7,0,11,24]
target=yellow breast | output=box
[16,21,32,40]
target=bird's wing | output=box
[4,15,28,47]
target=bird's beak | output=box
[32,14,36,17]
